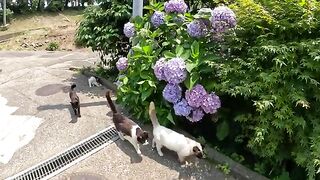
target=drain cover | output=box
[7,126,119,180]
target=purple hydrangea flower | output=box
[116,57,128,71]
[174,98,192,116]
[153,58,167,81]
[164,0,188,14]
[187,20,207,38]
[151,11,165,28]
[201,92,221,114]
[185,84,207,108]
[163,57,187,84]
[123,22,135,38]
[188,108,204,122]
[163,83,182,103]
[211,6,236,33]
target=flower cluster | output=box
[164,0,188,14]
[116,57,128,71]
[154,57,187,84]
[174,99,192,116]
[185,84,207,108]
[187,20,208,38]
[178,84,221,122]
[153,58,167,81]
[163,83,182,103]
[123,22,135,38]
[210,6,237,33]
[163,58,187,84]
[151,11,165,28]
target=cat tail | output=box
[149,101,160,127]
[106,90,117,113]
[71,84,76,90]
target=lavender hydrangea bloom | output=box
[164,0,188,14]
[163,83,182,103]
[153,58,167,81]
[163,57,187,84]
[151,11,165,28]
[174,99,192,116]
[188,108,204,122]
[201,92,221,114]
[210,6,236,33]
[185,84,207,108]
[187,20,207,38]
[123,22,135,38]
[116,57,128,71]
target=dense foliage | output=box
[75,0,132,76]
[112,0,320,179]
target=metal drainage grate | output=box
[7,126,119,180]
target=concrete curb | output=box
[81,69,269,180]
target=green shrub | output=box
[75,0,132,77]
[46,42,59,51]
[0,9,14,24]
[114,0,320,179]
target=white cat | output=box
[148,102,204,164]
[88,76,102,87]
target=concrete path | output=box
[0,51,235,180]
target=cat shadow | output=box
[114,139,143,164]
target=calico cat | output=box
[69,84,81,117]
[106,90,148,155]
[149,101,204,164]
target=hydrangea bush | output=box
[116,1,234,125]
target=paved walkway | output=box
[0,51,234,180]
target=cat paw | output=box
[158,152,164,156]
[137,150,142,156]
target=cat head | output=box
[94,76,103,84]
[136,129,149,145]
[192,142,204,159]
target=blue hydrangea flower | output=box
[210,6,236,33]
[153,58,167,81]
[123,22,135,38]
[163,57,187,84]
[187,20,207,38]
[163,83,182,103]
[187,108,204,122]
[201,92,221,114]
[164,0,188,14]
[185,84,207,108]
[174,98,192,116]
[116,57,128,71]
[151,11,165,28]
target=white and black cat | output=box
[106,91,149,155]
[88,76,102,87]
[69,84,81,117]
[149,101,204,164]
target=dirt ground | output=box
[0,10,90,51]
